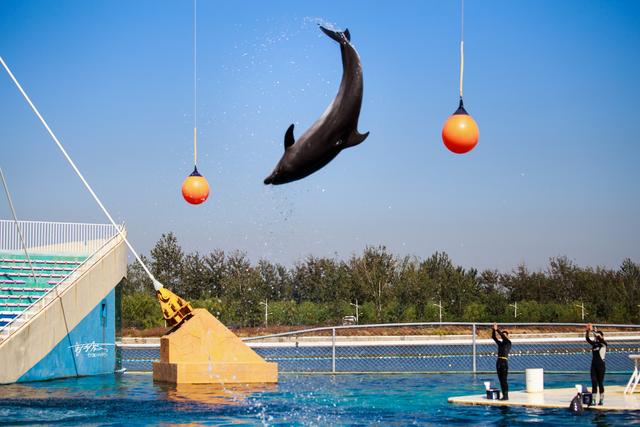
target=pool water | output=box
[0,373,635,426]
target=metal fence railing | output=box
[117,322,640,374]
[0,219,121,255]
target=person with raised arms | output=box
[586,323,607,405]
[492,323,512,401]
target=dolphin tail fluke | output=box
[319,25,350,43]
[345,130,369,148]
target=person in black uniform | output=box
[586,323,607,405]
[492,323,511,400]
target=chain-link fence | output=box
[117,323,640,374]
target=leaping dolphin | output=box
[264,25,369,185]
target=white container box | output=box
[526,368,544,393]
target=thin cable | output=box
[193,0,197,167]
[461,0,464,45]
[0,167,38,287]
[459,0,464,100]
[0,56,163,291]
[1,166,78,374]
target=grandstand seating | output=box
[0,253,86,329]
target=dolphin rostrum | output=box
[264,25,369,185]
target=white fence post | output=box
[332,327,336,373]
[472,323,477,373]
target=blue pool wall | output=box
[18,289,116,382]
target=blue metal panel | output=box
[18,289,116,382]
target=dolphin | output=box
[264,25,369,185]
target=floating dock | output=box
[449,386,640,411]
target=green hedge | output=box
[122,296,616,328]
[120,233,640,328]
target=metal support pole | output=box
[260,299,268,327]
[472,323,477,374]
[350,299,359,324]
[332,327,336,373]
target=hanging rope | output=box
[0,56,163,291]
[459,0,465,100]
[193,0,198,168]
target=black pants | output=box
[591,361,605,394]
[497,358,509,398]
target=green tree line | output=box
[121,232,640,329]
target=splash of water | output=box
[302,17,341,32]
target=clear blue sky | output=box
[1,0,638,271]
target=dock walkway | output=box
[449,386,640,411]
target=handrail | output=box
[0,226,125,341]
[1,219,120,227]
[241,322,640,342]
[0,219,119,255]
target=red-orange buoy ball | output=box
[181,167,209,205]
[442,100,479,154]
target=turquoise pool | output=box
[0,373,635,425]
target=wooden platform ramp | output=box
[153,309,278,384]
[449,386,640,412]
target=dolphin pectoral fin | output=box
[284,124,295,149]
[344,130,369,148]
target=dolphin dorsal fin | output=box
[344,28,351,42]
[284,124,295,149]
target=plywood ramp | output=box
[153,308,278,384]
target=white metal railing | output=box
[244,323,640,374]
[116,322,640,373]
[0,220,120,255]
[0,228,126,342]
[241,322,640,342]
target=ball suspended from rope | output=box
[442,99,479,154]
[182,167,209,205]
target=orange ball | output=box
[442,101,479,154]
[181,167,209,205]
